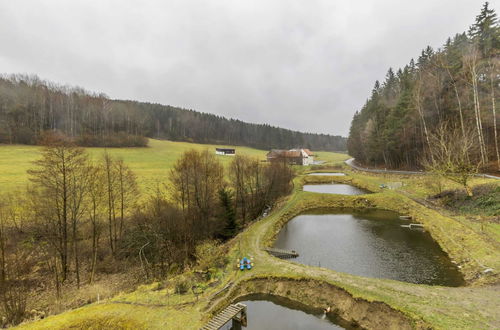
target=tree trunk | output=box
[73,223,80,289]
[489,60,500,170]
[470,57,488,165]
[414,77,432,157]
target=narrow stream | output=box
[303,184,370,195]
[274,208,464,286]
[219,294,354,330]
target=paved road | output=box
[345,158,500,180]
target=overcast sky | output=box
[0,0,496,136]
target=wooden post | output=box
[240,306,247,327]
[231,304,247,329]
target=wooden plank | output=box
[264,247,299,259]
[201,303,247,330]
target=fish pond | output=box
[303,184,370,195]
[219,294,353,330]
[273,208,464,286]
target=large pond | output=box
[219,294,353,330]
[303,184,370,195]
[308,172,346,176]
[274,209,464,286]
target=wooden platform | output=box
[400,223,425,230]
[201,303,247,330]
[263,247,299,259]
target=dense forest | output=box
[348,3,499,171]
[0,75,346,151]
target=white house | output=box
[215,148,236,156]
[266,148,314,166]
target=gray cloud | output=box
[1,0,496,136]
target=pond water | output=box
[219,294,353,330]
[303,184,370,195]
[308,172,346,176]
[274,209,464,286]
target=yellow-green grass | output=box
[332,170,500,247]
[16,302,201,330]
[20,170,500,329]
[0,139,346,194]
[312,150,348,166]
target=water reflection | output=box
[303,184,370,195]
[274,209,464,286]
[218,294,353,330]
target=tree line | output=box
[347,2,499,172]
[0,135,294,326]
[0,75,346,151]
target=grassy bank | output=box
[16,163,500,329]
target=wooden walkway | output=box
[201,303,247,330]
[263,247,299,259]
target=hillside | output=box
[0,75,346,151]
[347,3,499,171]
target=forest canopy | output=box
[0,75,346,151]
[347,2,499,171]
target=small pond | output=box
[308,172,346,176]
[303,184,370,195]
[219,294,353,330]
[274,209,464,286]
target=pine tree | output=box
[218,188,238,240]
[469,2,499,56]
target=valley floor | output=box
[13,151,500,330]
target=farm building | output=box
[215,148,236,156]
[266,148,314,166]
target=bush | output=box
[195,240,227,274]
[429,184,500,216]
[173,275,193,294]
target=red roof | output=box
[267,150,301,158]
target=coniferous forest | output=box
[0,75,346,151]
[348,3,499,171]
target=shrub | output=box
[173,275,193,295]
[195,240,227,274]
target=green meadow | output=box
[0,139,348,194]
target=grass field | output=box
[0,139,348,194]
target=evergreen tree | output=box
[347,3,500,170]
[469,2,499,56]
[218,188,238,240]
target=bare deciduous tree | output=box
[423,123,480,196]
[170,149,224,240]
[102,152,138,257]
[28,136,91,285]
